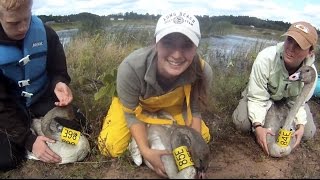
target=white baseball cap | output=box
[154,11,201,47]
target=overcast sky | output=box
[33,0,320,29]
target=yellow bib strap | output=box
[121,84,192,126]
[184,84,192,126]
[122,105,135,114]
[134,106,174,125]
[121,102,174,125]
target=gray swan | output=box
[264,65,316,157]
[28,105,91,164]
[130,123,210,179]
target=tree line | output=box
[38,11,317,34]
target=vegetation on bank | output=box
[62,22,319,162]
[63,23,320,178]
[63,24,279,155]
[51,16,277,127]
[46,21,82,31]
[2,15,320,178]
[65,29,154,152]
[40,11,311,37]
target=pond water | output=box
[56,28,79,48]
[56,29,320,97]
[56,28,280,70]
[200,35,280,69]
[204,35,278,51]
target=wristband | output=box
[252,124,262,133]
[253,124,262,129]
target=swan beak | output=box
[287,71,301,81]
[196,167,207,179]
[196,170,207,179]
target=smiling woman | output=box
[156,33,197,84]
[97,10,213,179]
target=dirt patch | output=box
[1,99,320,179]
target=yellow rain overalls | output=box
[98,60,211,157]
[98,85,211,157]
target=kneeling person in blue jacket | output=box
[0,0,85,171]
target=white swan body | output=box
[28,106,91,164]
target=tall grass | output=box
[65,29,153,155]
[64,27,287,158]
[197,38,275,117]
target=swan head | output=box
[170,125,210,179]
[288,65,316,84]
[191,139,210,179]
[41,105,77,140]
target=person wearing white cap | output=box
[97,11,212,178]
[232,21,318,156]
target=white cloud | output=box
[32,0,320,29]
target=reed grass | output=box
[65,28,153,154]
[65,26,320,174]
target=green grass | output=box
[110,19,157,26]
[2,22,320,179]
[47,21,82,31]
[232,24,285,40]
[62,25,258,162]
[64,23,283,147]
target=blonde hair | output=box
[0,0,32,11]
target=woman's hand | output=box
[292,124,304,149]
[254,127,275,155]
[54,82,73,106]
[141,148,171,178]
[32,136,61,163]
[130,123,171,177]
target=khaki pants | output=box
[232,88,316,139]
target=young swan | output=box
[130,123,210,179]
[265,66,316,157]
[28,105,91,164]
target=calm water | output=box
[200,35,280,69]
[57,29,278,52]
[203,35,278,51]
[56,29,320,97]
[56,29,280,69]
[56,29,79,48]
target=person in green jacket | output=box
[232,21,318,156]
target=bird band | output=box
[172,146,194,171]
[276,128,292,147]
[60,127,81,145]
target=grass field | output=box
[1,19,320,179]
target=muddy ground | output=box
[1,99,320,179]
